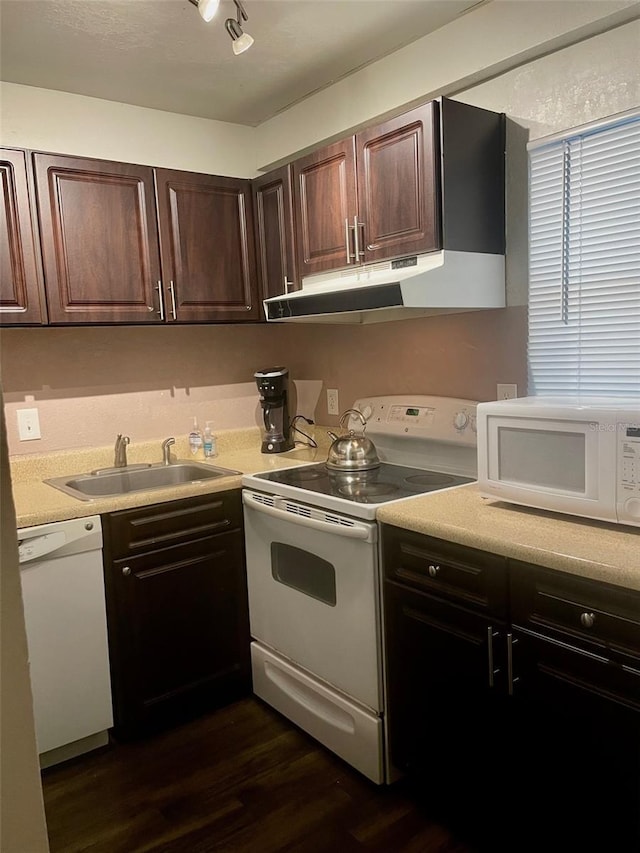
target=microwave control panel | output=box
[619,425,640,521]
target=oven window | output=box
[498,427,586,492]
[271,543,336,606]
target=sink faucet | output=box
[162,437,176,465]
[114,434,130,468]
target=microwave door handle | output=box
[242,492,374,542]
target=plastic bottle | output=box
[188,417,203,456]
[203,421,217,458]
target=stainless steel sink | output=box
[45,461,242,501]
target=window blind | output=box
[528,111,640,397]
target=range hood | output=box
[263,251,505,325]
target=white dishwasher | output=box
[17,516,113,768]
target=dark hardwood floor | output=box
[41,698,478,853]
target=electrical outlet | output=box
[17,407,41,440]
[497,384,518,400]
[327,388,340,416]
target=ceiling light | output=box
[188,0,220,23]
[225,0,253,55]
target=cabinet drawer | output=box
[510,561,640,663]
[381,525,508,618]
[103,490,242,560]
[512,627,640,718]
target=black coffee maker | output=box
[255,367,295,453]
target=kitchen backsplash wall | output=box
[0,305,526,456]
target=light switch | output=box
[17,408,41,441]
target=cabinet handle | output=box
[156,281,165,321]
[354,216,365,259]
[580,611,595,629]
[344,218,355,264]
[487,626,501,688]
[168,281,177,321]
[284,277,294,293]
[507,632,519,696]
[122,566,131,577]
[427,564,440,578]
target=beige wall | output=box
[1,307,526,456]
[0,387,50,852]
[0,82,256,177]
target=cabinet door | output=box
[33,153,162,324]
[384,580,506,773]
[356,103,440,263]
[105,530,250,738]
[252,164,298,302]
[0,148,47,324]
[292,137,357,277]
[509,628,640,850]
[155,169,260,322]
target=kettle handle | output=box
[339,408,367,431]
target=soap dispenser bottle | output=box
[203,421,217,458]
[188,417,203,456]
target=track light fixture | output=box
[188,0,253,55]
[225,0,254,55]
[188,0,220,23]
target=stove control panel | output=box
[351,395,478,446]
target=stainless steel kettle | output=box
[326,409,380,472]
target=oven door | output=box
[242,489,381,712]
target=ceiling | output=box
[0,0,483,126]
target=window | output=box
[528,110,640,397]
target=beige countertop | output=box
[9,428,328,529]
[377,483,640,592]
[11,436,640,592]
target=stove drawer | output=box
[251,643,384,784]
[381,525,508,618]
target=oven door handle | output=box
[243,491,376,542]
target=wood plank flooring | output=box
[41,698,478,853]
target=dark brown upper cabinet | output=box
[292,137,358,278]
[292,105,437,279]
[252,164,298,301]
[30,153,260,325]
[33,153,164,324]
[155,169,260,322]
[291,98,505,282]
[0,148,47,325]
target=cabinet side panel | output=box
[440,98,505,254]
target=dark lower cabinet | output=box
[509,562,640,852]
[382,526,509,849]
[382,524,640,853]
[102,491,251,739]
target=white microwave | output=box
[477,396,640,528]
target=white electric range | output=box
[241,395,478,783]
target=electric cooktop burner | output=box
[252,462,474,505]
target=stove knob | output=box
[453,411,469,431]
[360,405,373,421]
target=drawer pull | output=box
[487,626,500,688]
[122,566,131,577]
[428,564,440,578]
[580,612,595,629]
[507,633,519,696]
